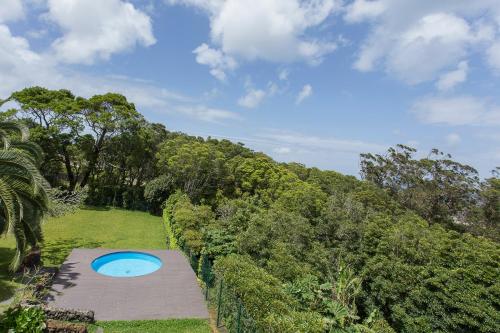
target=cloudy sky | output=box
[1,0,500,177]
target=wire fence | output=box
[164,212,258,332]
[184,247,258,333]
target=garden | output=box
[0,208,211,332]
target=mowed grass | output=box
[88,319,211,333]
[41,207,167,267]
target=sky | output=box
[1,0,500,177]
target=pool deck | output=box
[46,249,209,321]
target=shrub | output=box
[0,306,46,333]
[214,254,326,332]
[145,175,174,214]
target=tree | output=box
[77,93,141,188]
[9,87,81,189]
[360,145,480,230]
[0,120,49,270]
[156,136,230,203]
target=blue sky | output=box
[1,0,500,177]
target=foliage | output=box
[214,254,326,333]
[0,120,49,270]
[162,208,178,250]
[47,187,88,217]
[156,137,232,204]
[360,145,497,237]
[0,305,46,333]
[145,175,174,215]
[359,213,500,333]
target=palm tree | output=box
[0,115,49,271]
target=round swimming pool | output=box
[91,251,162,277]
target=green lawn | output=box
[88,319,210,333]
[0,207,211,332]
[0,237,20,307]
[41,207,167,267]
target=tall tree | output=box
[77,93,141,188]
[9,87,81,189]
[360,145,481,230]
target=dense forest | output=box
[1,87,499,332]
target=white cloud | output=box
[411,95,500,126]
[258,130,386,154]
[436,61,468,91]
[0,0,24,23]
[238,89,266,108]
[296,84,313,104]
[169,0,341,74]
[273,147,292,154]
[175,105,241,123]
[346,1,500,84]
[487,41,500,72]
[0,24,239,124]
[46,0,156,64]
[446,133,461,146]
[193,43,237,81]
[0,24,51,96]
[344,0,386,23]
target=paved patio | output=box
[46,249,209,321]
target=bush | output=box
[145,175,174,214]
[0,306,46,333]
[214,254,325,332]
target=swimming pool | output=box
[91,251,162,277]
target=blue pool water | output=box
[91,251,162,277]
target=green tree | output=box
[0,120,49,270]
[9,87,81,189]
[361,145,480,230]
[156,137,230,203]
[77,93,141,188]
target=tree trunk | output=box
[61,145,77,191]
[80,130,107,188]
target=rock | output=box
[20,303,95,323]
[46,319,88,333]
[43,305,95,323]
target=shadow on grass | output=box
[0,247,17,302]
[42,239,103,268]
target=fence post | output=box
[216,279,223,327]
[236,298,242,333]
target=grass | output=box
[88,319,211,333]
[0,239,22,309]
[41,207,167,267]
